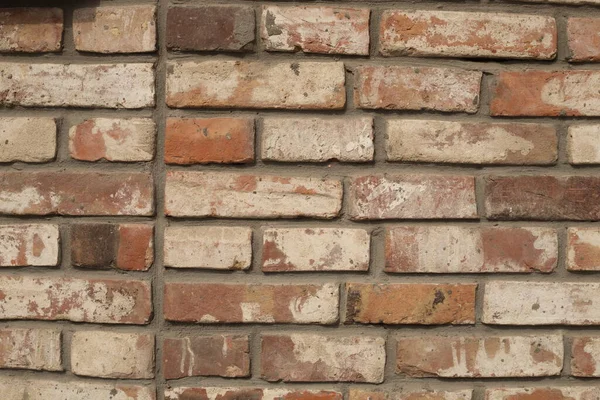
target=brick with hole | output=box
[568,125,600,164]
[71,331,154,379]
[164,226,251,270]
[571,337,600,376]
[485,388,600,400]
[261,5,370,55]
[0,379,155,400]
[162,335,249,379]
[165,118,254,164]
[567,227,600,271]
[165,388,342,400]
[0,8,63,53]
[567,18,600,62]
[164,282,338,324]
[349,389,473,400]
[0,328,62,371]
[0,224,59,267]
[261,333,385,383]
[0,118,56,163]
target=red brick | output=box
[385,226,557,273]
[0,8,63,52]
[386,120,557,165]
[167,5,255,52]
[0,224,59,267]
[166,60,345,109]
[485,388,600,400]
[0,328,61,371]
[0,172,153,216]
[163,335,249,379]
[0,276,151,324]
[0,63,155,109]
[348,174,477,220]
[165,388,342,400]
[165,172,342,219]
[568,124,600,164]
[261,334,385,382]
[261,5,370,55]
[0,117,57,163]
[0,379,155,399]
[485,176,600,220]
[165,118,254,164]
[380,10,556,59]
[346,283,477,325]
[491,71,600,116]
[164,283,338,324]
[572,337,600,376]
[568,18,600,62]
[354,66,482,112]
[396,335,563,377]
[567,228,600,271]
[350,389,473,400]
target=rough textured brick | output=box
[485,176,600,220]
[491,71,600,116]
[71,223,153,271]
[69,118,155,162]
[165,172,342,219]
[261,5,370,55]
[73,5,156,53]
[396,335,563,377]
[164,226,251,270]
[0,63,154,108]
[164,283,338,324]
[165,388,342,400]
[165,118,254,164]
[348,174,476,220]
[71,331,154,379]
[568,18,600,62]
[167,5,255,52]
[0,8,63,52]
[0,172,153,216]
[0,224,59,267]
[568,125,600,164]
[350,389,473,400]
[346,283,477,325]
[386,120,557,165]
[483,282,600,325]
[485,388,600,400]
[385,226,557,273]
[0,328,61,371]
[0,379,155,400]
[0,118,56,162]
[568,228,600,271]
[166,60,345,109]
[572,337,600,376]
[261,117,373,162]
[163,335,249,379]
[0,276,151,324]
[261,334,385,382]
[380,10,556,59]
[262,227,370,272]
[354,66,482,112]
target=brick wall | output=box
[1,0,600,399]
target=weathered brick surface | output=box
[0,379,155,400]
[485,388,600,400]
[165,172,342,218]
[0,8,63,52]
[568,125,600,164]
[71,331,154,379]
[396,335,563,377]
[261,5,370,55]
[0,224,59,267]
[73,6,156,53]
[165,388,342,400]
[0,118,56,163]
[0,172,153,216]
[164,283,338,324]
[69,118,155,162]
[165,118,254,164]
[162,335,249,379]
[567,227,600,271]
[167,60,345,109]
[348,175,477,220]
[261,117,373,162]
[483,282,600,325]
[385,226,557,273]
[350,389,473,400]
[0,63,155,108]
[261,334,386,382]
[386,120,557,165]
[0,328,62,371]
[380,10,556,59]
[164,226,252,270]
[0,276,151,324]
[354,66,482,112]
[262,227,370,272]
[346,283,477,325]
[167,5,255,52]
[567,18,600,62]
